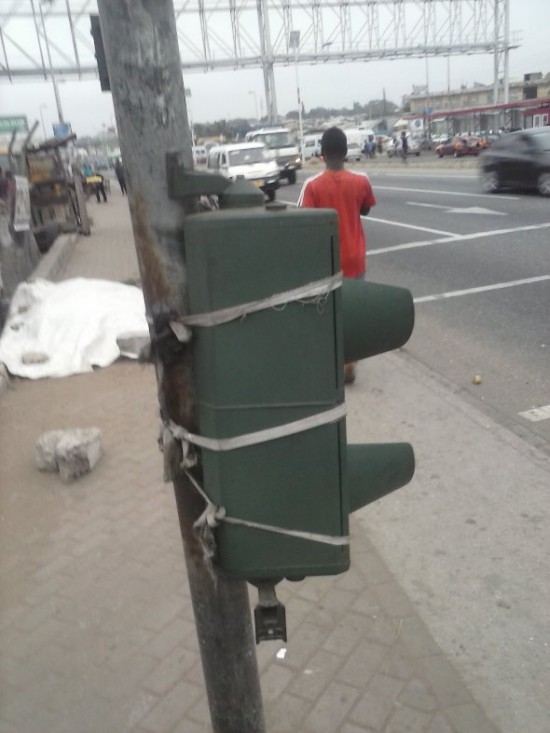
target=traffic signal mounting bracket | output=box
[252,581,287,644]
[166,151,233,198]
[90,15,111,92]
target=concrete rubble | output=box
[34,427,103,483]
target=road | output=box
[279,162,550,454]
[281,161,550,732]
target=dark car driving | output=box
[480,128,550,196]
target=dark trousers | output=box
[95,181,107,202]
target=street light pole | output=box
[39,104,47,141]
[503,0,510,104]
[249,91,259,123]
[425,55,431,139]
[185,87,195,144]
[289,30,304,162]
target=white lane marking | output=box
[406,201,449,210]
[447,206,507,215]
[414,275,550,304]
[374,184,519,200]
[281,198,457,235]
[518,405,550,422]
[381,173,478,180]
[370,222,550,255]
[407,202,506,216]
[365,216,456,237]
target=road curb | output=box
[0,231,80,390]
[31,231,80,282]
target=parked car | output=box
[435,136,482,157]
[206,142,280,201]
[479,127,550,196]
[385,136,420,157]
[408,137,421,156]
[430,134,449,146]
[478,133,502,149]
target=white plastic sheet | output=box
[0,278,149,379]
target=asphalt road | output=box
[279,159,550,733]
[280,161,550,454]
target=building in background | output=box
[405,72,550,115]
[403,72,550,136]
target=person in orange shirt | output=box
[298,126,377,383]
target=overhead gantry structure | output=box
[1,0,516,121]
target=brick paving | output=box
[0,186,500,732]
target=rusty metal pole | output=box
[96,3,265,731]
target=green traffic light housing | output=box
[169,164,416,584]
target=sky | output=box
[0,0,549,140]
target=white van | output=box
[343,128,370,161]
[303,134,322,160]
[344,129,369,149]
[206,142,280,201]
[244,127,301,184]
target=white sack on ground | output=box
[0,278,149,379]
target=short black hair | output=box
[321,127,347,159]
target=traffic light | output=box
[176,182,415,585]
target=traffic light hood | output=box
[342,279,414,363]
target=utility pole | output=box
[96,2,265,731]
[257,0,278,123]
[39,2,64,123]
[289,30,304,161]
[249,90,259,122]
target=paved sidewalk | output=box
[1,187,500,733]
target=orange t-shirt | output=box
[298,169,376,277]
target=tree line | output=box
[192,98,400,139]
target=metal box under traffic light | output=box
[180,196,415,582]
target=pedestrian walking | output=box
[363,138,374,159]
[298,126,377,384]
[94,174,108,203]
[114,159,127,195]
[401,131,409,163]
[367,136,375,159]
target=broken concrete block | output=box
[35,429,67,472]
[57,430,103,483]
[35,428,103,483]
